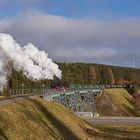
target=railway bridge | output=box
[9,84,132,116]
[43,89,102,116]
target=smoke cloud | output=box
[0,33,62,90]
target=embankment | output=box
[96,88,140,116]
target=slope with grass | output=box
[0,97,101,140]
[0,97,140,140]
[96,88,140,116]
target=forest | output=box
[58,63,140,84]
[6,62,140,90]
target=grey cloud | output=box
[0,11,140,67]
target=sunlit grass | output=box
[105,88,139,116]
[95,124,140,140]
[0,95,140,140]
[0,97,98,140]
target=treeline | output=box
[58,63,140,84]
[5,62,140,89]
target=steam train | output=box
[8,81,133,97]
[50,80,132,91]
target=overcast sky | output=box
[0,0,140,67]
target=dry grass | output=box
[95,124,140,140]
[0,96,7,100]
[0,97,100,140]
[0,96,140,140]
[105,88,139,116]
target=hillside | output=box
[58,63,140,84]
[0,97,100,140]
[0,97,140,140]
[96,88,140,116]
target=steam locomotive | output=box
[50,80,132,91]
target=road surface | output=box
[84,117,140,125]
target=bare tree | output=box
[107,68,115,84]
[89,66,97,84]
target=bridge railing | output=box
[9,84,132,96]
[9,88,48,96]
[69,84,132,90]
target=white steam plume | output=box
[0,60,7,91]
[0,33,62,90]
